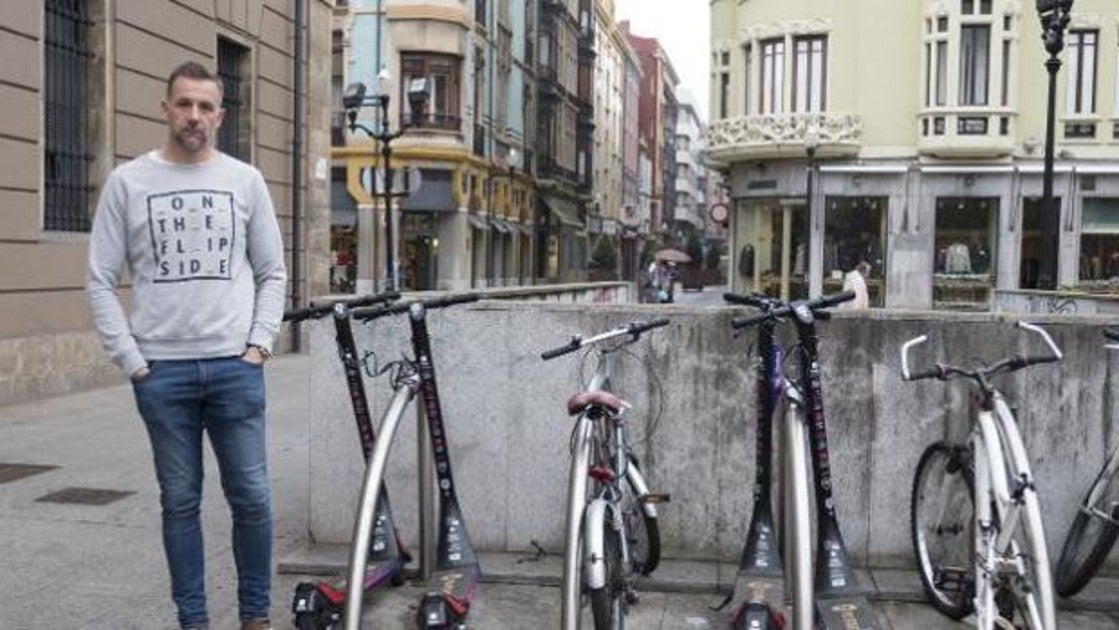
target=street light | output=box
[486,148,519,286]
[342,69,431,291]
[1036,0,1074,290]
[804,121,820,299]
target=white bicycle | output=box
[902,321,1062,630]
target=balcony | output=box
[917,108,1016,159]
[705,112,863,164]
[401,112,463,132]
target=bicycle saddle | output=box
[567,391,626,416]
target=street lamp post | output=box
[1036,0,1074,290]
[342,70,431,292]
[804,122,820,299]
[486,149,518,287]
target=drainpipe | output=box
[290,0,305,352]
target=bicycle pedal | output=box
[641,493,671,504]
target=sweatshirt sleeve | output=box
[245,170,288,353]
[86,172,148,376]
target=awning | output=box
[491,218,512,233]
[541,194,583,228]
[517,222,534,236]
[466,213,490,230]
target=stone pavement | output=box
[0,353,1114,629]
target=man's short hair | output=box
[165,61,224,97]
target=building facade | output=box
[621,35,645,281]
[623,22,679,246]
[0,0,333,404]
[674,89,708,234]
[588,0,627,278]
[332,0,539,292]
[709,0,1119,310]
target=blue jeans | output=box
[132,356,272,627]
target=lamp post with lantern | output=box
[342,69,431,291]
[1035,0,1074,290]
[804,121,820,299]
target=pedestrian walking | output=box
[86,60,287,630]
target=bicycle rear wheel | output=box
[1055,460,1119,597]
[590,521,626,630]
[911,442,975,620]
[623,455,661,576]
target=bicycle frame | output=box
[557,329,663,630]
[971,394,1051,630]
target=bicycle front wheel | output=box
[911,442,975,620]
[589,521,626,630]
[1055,462,1119,597]
[1001,487,1056,630]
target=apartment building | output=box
[709,0,1119,309]
[331,0,538,291]
[674,89,708,235]
[588,0,627,278]
[623,21,679,242]
[0,0,333,404]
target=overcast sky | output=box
[615,0,711,120]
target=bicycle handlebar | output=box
[900,320,1063,383]
[723,291,780,309]
[730,291,855,329]
[540,318,670,361]
[282,291,401,322]
[349,292,479,322]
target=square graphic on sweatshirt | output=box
[147,189,236,283]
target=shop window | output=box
[823,197,887,307]
[734,199,808,300]
[934,197,998,309]
[1079,198,1119,284]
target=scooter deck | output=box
[727,575,786,629]
[814,595,884,629]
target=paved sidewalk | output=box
[0,353,1115,629]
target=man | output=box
[87,61,286,630]
[840,261,872,310]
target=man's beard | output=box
[172,125,209,152]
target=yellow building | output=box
[709,0,1119,309]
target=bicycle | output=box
[340,292,480,629]
[902,320,1062,629]
[729,291,884,630]
[281,290,408,630]
[541,318,671,630]
[1053,327,1119,598]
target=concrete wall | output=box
[995,289,1119,317]
[305,303,1119,570]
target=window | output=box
[44,0,95,232]
[217,38,251,160]
[1067,30,1097,115]
[793,35,826,112]
[743,45,752,115]
[935,41,948,106]
[402,52,462,130]
[1079,198,1119,282]
[823,196,887,307]
[760,39,785,114]
[934,197,998,309]
[959,25,989,105]
[1001,39,1011,106]
[719,72,729,119]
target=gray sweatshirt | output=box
[87,150,287,376]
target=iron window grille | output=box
[217,38,250,161]
[44,0,94,232]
